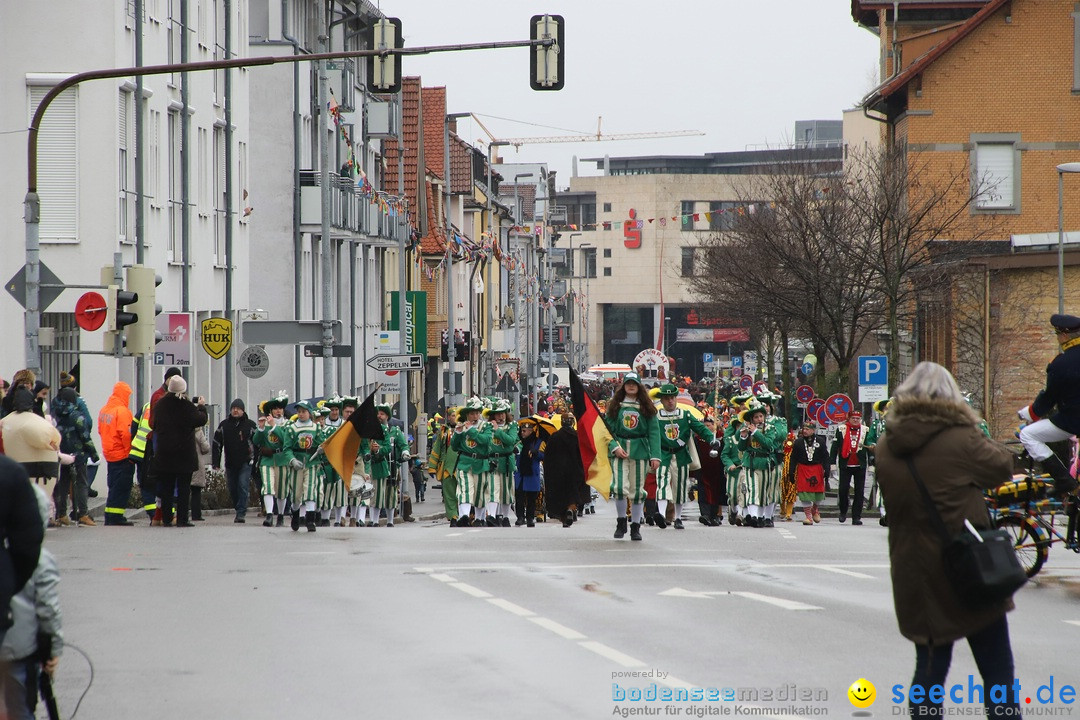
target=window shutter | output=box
[976,144,1014,209]
[30,85,78,242]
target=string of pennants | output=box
[506,201,778,234]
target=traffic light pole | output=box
[21,35,558,375]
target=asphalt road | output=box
[40,497,1080,719]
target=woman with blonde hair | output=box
[875,361,1020,718]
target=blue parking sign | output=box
[703,353,714,363]
[858,355,888,385]
[732,356,743,367]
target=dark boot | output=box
[291,510,301,532]
[276,514,285,527]
[1042,455,1079,497]
[263,513,274,527]
[305,511,317,532]
[630,522,642,541]
[614,517,628,539]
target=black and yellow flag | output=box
[323,390,383,490]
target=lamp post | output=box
[512,172,533,405]
[444,112,471,409]
[579,242,593,370]
[1056,162,1080,315]
[485,140,510,394]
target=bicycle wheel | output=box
[996,515,1049,578]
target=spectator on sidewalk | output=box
[0,370,35,419]
[2,388,64,525]
[51,387,100,527]
[0,455,45,649]
[150,376,207,527]
[31,380,50,418]
[0,485,62,720]
[98,382,136,526]
[213,398,257,523]
[190,423,213,522]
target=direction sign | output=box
[6,261,64,311]
[801,362,814,375]
[739,375,753,390]
[795,385,815,404]
[365,353,423,372]
[238,345,269,379]
[805,397,824,421]
[241,320,342,345]
[74,292,107,331]
[824,393,854,422]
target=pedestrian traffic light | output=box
[530,15,564,91]
[366,17,403,94]
[125,265,162,356]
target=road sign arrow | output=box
[365,353,424,372]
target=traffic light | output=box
[366,17,403,94]
[125,265,162,356]
[530,15,564,91]
[101,265,138,355]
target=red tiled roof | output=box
[502,183,537,223]
[423,86,446,181]
[861,0,1007,111]
[449,132,473,194]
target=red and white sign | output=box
[805,397,825,421]
[153,312,193,367]
[632,348,670,385]
[796,385,816,404]
[74,292,107,331]
[824,393,854,423]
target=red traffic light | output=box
[75,291,108,331]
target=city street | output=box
[42,496,1080,719]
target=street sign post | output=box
[241,320,342,345]
[858,354,889,403]
[365,353,424,372]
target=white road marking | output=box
[1064,620,1080,627]
[284,551,337,555]
[448,582,492,598]
[445,532,463,537]
[732,591,822,611]
[429,573,456,583]
[528,616,587,640]
[486,597,535,617]
[577,640,646,668]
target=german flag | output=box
[569,367,614,500]
[323,390,383,491]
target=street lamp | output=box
[444,111,471,408]
[1056,162,1080,315]
[485,139,510,395]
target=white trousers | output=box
[1019,418,1073,461]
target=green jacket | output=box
[737,425,779,471]
[604,401,662,461]
[253,420,296,467]
[290,420,325,469]
[367,423,410,481]
[720,422,742,474]
[488,424,520,475]
[451,422,494,475]
[427,427,459,481]
[657,407,715,467]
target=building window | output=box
[603,267,612,277]
[971,134,1020,213]
[681,200,695,231]
[118,88,133,244]
[581,202,596,228]
[602,202,611,212]
[709,201,740,231]
[583,248,597,278]
[681,247,695,277]
[149,110,161,206]
[603,248,612,258]
[197,127,209,214]
[167,111,181,262]
[29,83,79,243]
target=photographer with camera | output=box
[149,376,208,527]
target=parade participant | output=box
[427,410,460,524]
[737,400,780,527]
[792,421,829,525]
[864,398,891,526]
[655,384,717,529]
[756,390,788,524]
[253,393,295,528]
[450,397,493,527]
[289,401,323,532]
[1018,313,1080,498]
[721,395,750,526]
[319,397,347,526]
[365,403,410,527]
[779,429,798,521]
[543,414,589,527]
[337,396,371,526]
[514,419,543,527]
[829,410,871,525]
[484,398,519,527]
[603,372,661,541]
[691,415,726,526]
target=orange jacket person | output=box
[97,383,136,526]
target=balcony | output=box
[299,170,401,244]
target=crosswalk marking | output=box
[578,640,646,668]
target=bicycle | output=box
[988,443,1080,578]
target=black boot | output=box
[614,517,628,539]
[276,514,285,527]
[1042,455,1079,498]
[291,510,301,532]
[306,511,317,532]
[630,522,642,541]
[263,513,273,527]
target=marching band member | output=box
[603,372,661,541]
[366,403,411,527]
[722,394,751,526]
[451,397,493,527]
[736,400,780,528]
[484,398,519,527]
[755,390,788,525]
[427,410,460,525]
[792,421,829,525]
[319,397,348,526]
[829,410,871,525]
[655,384,717,530]
[253,393,294,528]
[289,401,323,532]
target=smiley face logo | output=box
[847,678,876,709]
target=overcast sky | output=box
[392,0,882,184]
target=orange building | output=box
[854,0,1080,435]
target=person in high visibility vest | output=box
[128,401,160,524]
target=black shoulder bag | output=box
[905,456,1027,608]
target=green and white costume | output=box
[604,401,661,503]
[254,419,297,510]
[451,419,493,520]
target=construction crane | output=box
[470,114,704,149]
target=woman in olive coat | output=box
[875,362,1019,718]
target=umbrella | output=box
[518,415,558,436]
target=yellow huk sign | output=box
[201,317,233,359]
